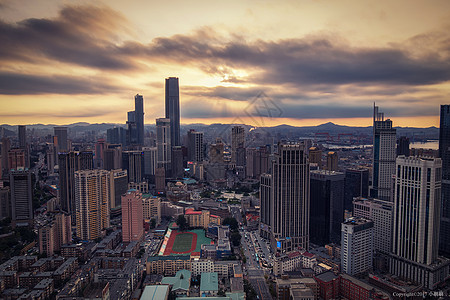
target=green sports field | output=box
[172,233,194,252]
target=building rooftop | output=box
[161,269,191,292]
[315,271,338,283]
[140,285,169,300]
[200,272,219,292]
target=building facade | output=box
[371,104,396,201]
[75,169,110,241]
[121,190,144,243]
[165,77,180,147]
[10,168,33,227]
[262,142,310,252]
[310,170,344,245]
[439,104,450,258]
[341,217,373,276]
[389,156,450,289]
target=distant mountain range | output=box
[0,122,439,141]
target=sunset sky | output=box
[0,0,449,127]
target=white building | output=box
[389,156,450,290]
[353,197,393,253]
[341,217,373,276]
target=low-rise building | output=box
[200,272,218,297]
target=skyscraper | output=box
[308,147,322,168]
[341,217,374,276]
[231,126,245,164]
[18,125,26,149]
[262,142,310,252]
[54,127,68,152]
[389,156,450,290]
[1,137,11,176]
[371,104,396,201]
[121,189,144,243]
[10,168,33,227]
[326,151,338,171]
[439,104,450,258]
[344,168,369,211]
[109,169,128,216]
[165,77,180,147]
[75,169,110,241]
[310,170,345,245]
[156,118,171,175]
[135,94,145,146]
[143,147,157,178]
[126,111,138,145]
[396,136,410,157]
[58,151,94,216]
[122,151,143,183]
[187,130,204,162]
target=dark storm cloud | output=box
[0,5,133,70]
[0,72,120,95]
[138,31,450,87]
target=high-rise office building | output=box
[439,104,450,258]
[341,217,374,276]
[156,118,172,175]
[371,104,396,201]
[8,149,26,170]
[122,151,143,183]
[58,151,94,216]
[326,152,338,171]
[209,139,224,164]
[353,197,393,254]
[309,147,322,168]
[18,125,26,149]
[261,142,310,252]
[54,127,68,152]
[171,146,184,178]
[259,173,272,240]
[135,94,145,146]
[187,130,204,162]
[107,127,127,146]
[126,111,138,146]
[94,139,107,169]
[143,147,157,178]
[231,126,245,164]
[75,169,110,241]
[396,136,410,157]
[389,156,450,289]
[1,137,11,175]
[103,145,122,171]
[165,77,180,147]
[10,168,33,227]
[109,169,128,215]
[121,189,144,243]
[344,168,369,211]
[310,170,344,245]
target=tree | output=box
[176,215,188,231]
[230,232,242,247]
[223,217,239,231]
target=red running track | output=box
[163,231,198,255]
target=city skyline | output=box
[0,1,449,127]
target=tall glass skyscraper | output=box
[135,94,144,146]
[261,142,310,252]
[371,104,396,201]
[165,77,180,147]
[439,104,450,258]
